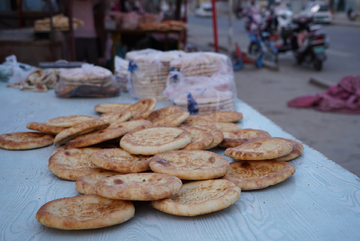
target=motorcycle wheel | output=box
[313,60,323,71]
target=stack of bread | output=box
[0,99,304,230]
[55,64,119,98]
[164,52,237,115]
[127,50,186,100]
[34,14,84,31]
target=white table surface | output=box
[0,84,359,241]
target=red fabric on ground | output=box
[287,75,360,114]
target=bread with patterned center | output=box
[223,160,295,190]
[224,137,293,160]
[0,132,53,150]
[220,129,271,148]
[193,125,224,149]
[96,173,182,200]
[94,103,132,113]
[127,98,156,120]
[75,170,120,194]
[26,122,67,135]
[45,115,97,127]
[149,150,229,180]
[180,126,214,150]
[92,148,152,173]
[36,194,134,230]
[120,127,191,155]
[200,111,243,123]
[48,147,103,180]
[151,179,240,216]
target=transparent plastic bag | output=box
[0,55,36,83]
[114,56,129,92]
[163,52,237,115]
[55,64,119,98]
[126,50,185,100]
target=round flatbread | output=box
[151,179,240,216]
[36,194,134,230]
[92,148,152,173]
[215,122,242,132]
[96,173,182,201]
[45,115,97,128]
[26,122,67,135]
[223,160,296,190]
[108,119,152,131]
[54,119,109,145]
[224,137,293,160]
[99,111,132,123]
[181,116,216,129]
[94,103,132,113]
[180,126,214,150]
[0,132,53,150]
[75,170,120,195]
[149,150,229,180]
[272,138,304,162]
[65,128,128,149]
[52,145,66,155]
[194,125,224,149]
[152,111,190,127]
[127,98,157,120]
[200,111,243,123]
[220,129,271,148]
[120,127,191,155]
[48,148,103,181]
[147,106,185,123]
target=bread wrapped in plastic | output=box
[55,64,119,98]
[163,52,237,115]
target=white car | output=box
[299,2,333,23]
[194,3,213,17]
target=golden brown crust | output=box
[149,150,229,180]
[223,160,296,190]
[48,148,103,180]
[65,128,128,149]
[194,125,224,149]
[151,179,240,216]
[94,103,132,113]
[127,98,157,120]
[153,111,190,127]
[272,138,304,161]
[54,119,110,145]
[224,137,293,160]
[147,106,185,123]
[96,173,182,200]
[181,116,216,129]
[108,119,152,131]
[45,115,97,127]
[120,127,192,155]
[215,122,242,132]
[220,129,271,148]
[36,194,135,230]
[0,132,54,150]
[26,122,67,135]
[75,170,120,194]
[91,148,152,173]
[99,111,132,123]
[200,111,243,123]
[179,126,214,150]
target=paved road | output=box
[187,13,360,177]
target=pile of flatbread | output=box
[0,98,303,230]
[34,14,84,32]
[164,52,237,115]
[55,65,119,98]
[126,50,186,101]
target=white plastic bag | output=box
[1,55,36,83]
[163,52,237,115]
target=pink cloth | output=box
[288,75,360,114]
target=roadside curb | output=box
[332,20,360,27]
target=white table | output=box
[0,84,359,241]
